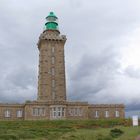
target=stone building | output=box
[0,12,125,120]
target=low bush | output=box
[110,128,124,138]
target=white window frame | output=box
[16,110,23,118]
[105,111,109,118]
[4,110,11,118]
[95,111,99,118]
[57,107,61,117]
[115,110,120,117]
[52,107,65,118]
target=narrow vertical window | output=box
[115,111,119,117]
[52,91,55,100]
[52,80,55,87]
[105,111,109,118]
[51,57,55,64]
[52,47,55,53]
[62,108,65,117]
[95,111,99,118]
[53,107,56,117]
[52,68,55,75]
[58,107,61,117]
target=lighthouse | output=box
[37,12,67,102]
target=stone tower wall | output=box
[37,30,67,101]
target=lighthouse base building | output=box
[0,12,125,120]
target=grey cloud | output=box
[124,66,140,79]
[0,65,37,103]
[67,46,120,102]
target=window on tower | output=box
[51,57,55,64]
[51,68,55,75]
[52,80,55,87]
[52,47,55,53]
[52,91,55,100]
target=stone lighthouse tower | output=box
[37,12,67,101]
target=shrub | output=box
[110,128,124,138]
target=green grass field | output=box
[0,119,139,140]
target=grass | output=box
[0,119,138,140]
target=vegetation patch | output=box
[96,133,113,140]
[110,128,124,138]
[0,119,138,140]
[0,134,19,140]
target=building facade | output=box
[0,12,125,120]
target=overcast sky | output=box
[0,0,140,111]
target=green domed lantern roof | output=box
[45,12,59,31]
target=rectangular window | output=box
[62,108,65,117]
[39,108,45,116]
[52,47,55,53]
[74,108,79,116]
[95,111,99,118]
[77,108,82,116]
[115,111,119,117]
[58,107,61,117]
[16,110,23,118]
[52,107,65,118]
[32,108,45,116]
[69,108,83,116]
[51,57,55,64]
[33,108,37,116]
[105,111,109,118]
[52,68,55,75]
[52,91,55,100]
[52,107,56,117]
[4,110,11,118]
[69,109,73,116]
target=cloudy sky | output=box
[0,0,140,111]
